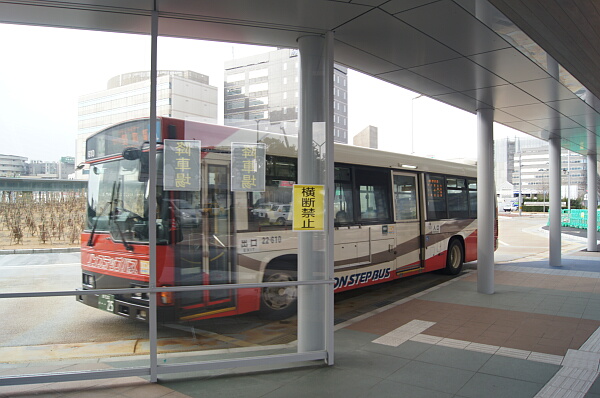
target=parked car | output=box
[266,204,292,225]
[170,199,201,226]
[251,202,274,219]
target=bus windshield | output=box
[86,157,161,245]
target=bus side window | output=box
[468,179,477,218]
[334,182,354,224]
[334,166,354,225]
[447,177,468,219]
[355,168,391,223]
[393,174,417,220]
[426,174,447,220]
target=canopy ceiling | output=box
[1,0,599,155]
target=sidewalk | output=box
[2,225,600,397]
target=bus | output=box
[77,117,494,322]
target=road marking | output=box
[0,263,79,268]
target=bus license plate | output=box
[98,294,115,313]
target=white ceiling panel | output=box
[501,120,544,133]
[408,57,507,92]
[462,84,538,108]
[469,48,550,84]
[0,2,151,34]
[395,0,511,56]
[514,78,578,103]
[158,0,370,33]
[158,14,301,48]
[494,110,523,123]
[430,92,480,112]
[546,98,594,117]
[377,69,455,96]
[528,116,582,132]
[334,8,461,69]
[501,103,561,121]
[380,0,439,15]
[334,41,403,76]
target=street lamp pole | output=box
[411,94,423,154]
[517,137,522,216]
[255,118,266,143]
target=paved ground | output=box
[2,214,600,398]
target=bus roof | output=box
[86,117,477,178]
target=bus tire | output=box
[259,261,297,320]
[444,239,464,275]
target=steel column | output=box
[586,93,598,252]
[297,34,332,354]
[477,107,495,294]
[549,136,562,266]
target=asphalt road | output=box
[0,214,588,357]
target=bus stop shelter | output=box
[0,0,598,385]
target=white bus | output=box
[78,117,494,322]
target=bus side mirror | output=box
[139,151,149,182]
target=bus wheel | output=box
[259,262,297,320]
[444,239,464,275]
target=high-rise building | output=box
[76,70,218,178]
[495,137,590,200]
[224,49,349,143]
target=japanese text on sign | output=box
[427,177,444,199]
[231,143,266,192]
[164,139,201,191]
[293,184,325,231]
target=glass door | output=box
[392,172,423,274]
[175,162,234,321]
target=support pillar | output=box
[547,55,562,267]
[549,136,562,266]
[586,93,598,251]
[297,34,333,355]
[477,107,495,294]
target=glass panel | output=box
[426,174,447,220]
[156,288,298,360]
[393,174,418,221]
[356,169,391,223]
[447,182,468,219]
[468,179,477,218]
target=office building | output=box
[495,137,589,200]
[0,154,27,177]
[353,125,378,149]
[224,49,349,143]
[76,70,218,178]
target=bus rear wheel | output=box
[259,262,297,320]
[444,239,464,275]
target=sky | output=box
[0,23,529,163]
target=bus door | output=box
[175,162,234,321]
[392,172,423,275]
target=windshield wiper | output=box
[110,181,134,252]
[87,201,111,247]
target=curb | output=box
[0,247,81,256]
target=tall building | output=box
[224,49,349,143]
[0,154,27,177]
[495,137,590,200]
[76,70,218,178]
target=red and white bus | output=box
[77,117,495,322]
